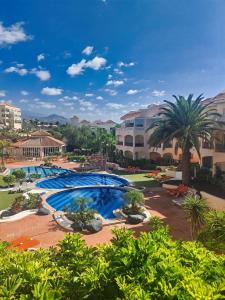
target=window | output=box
[125,120,134,127]
[135,118,144,128]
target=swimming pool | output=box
[36,173,129,189]
[46,187,127,219]
[10,166,73,178]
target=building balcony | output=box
[135,143,144,147]
[124,142,133,147]
[116,141,123,146]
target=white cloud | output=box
[62,102,74,107]
[106,80,124,87]
[118,61,135,68]
[82,46,93,56]
[5,66,28,76]
[38,101,56,109]
[72,96,78,100]
[86,56,107,70]
[108,74,112,79]
[0,90,6,97]
[114,68,123,75]
[152,90,166,97]
[106,102,125,109]
[127,89,138,95]
[37,53,45,61]
[96,96,103,100]
[105,88,118,96]
[67,56,107,76]
[79,99,95,111]
[85,93,94,97]
[19,99,29,103]
[41,87,63,96]
[66,59,86,76]
[31,69,51,81]
[21,90,29,96]
[0,22,31,46]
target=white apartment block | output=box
[0,103,22,130]
[116,91,225,173]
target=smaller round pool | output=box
[10,166,73,178]
[36,173,128,189]
[46,187,127,219]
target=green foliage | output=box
[67,197,96,226]
[182,195,208,239]
[0,229,224,299]
[198,210,225,252]
[10,194,40,214]
[3,175,16,187]
[124,189,144,213]
[149,216,165,231]
[43,157,53,166]
[11,169,26,181]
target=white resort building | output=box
[116,91,225,173]
[0,102,22,130]
[9,130,65,160]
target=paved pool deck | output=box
[0,188,191,248]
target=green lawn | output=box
[112,170,161,188]
[0,191,22,210]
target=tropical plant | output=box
[123,189,144,214]
[0,140,10,171]
[10,195,26,214]
[147,94,220,185]
[149,215,165,230]
[182,194,208,239]
[2,174,16,187]
[68,197,96,226]
[198,210,225,252]
[11,169,26,181]
[0,228,225,299]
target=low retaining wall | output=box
[0,209,38,222]
[201,191,225,211]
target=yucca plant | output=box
[182,194,208,239]
[147,94,220,185]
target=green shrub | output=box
[0,229,224,299]
[123,189,144,214]
[198,210,225,253]
[2,175,16,187]
[11,169,26,181]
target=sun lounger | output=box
[7,236,40,251]
[165,184,188,197]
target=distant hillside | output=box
[22,112,69,124]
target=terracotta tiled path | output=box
[0,189,191,248]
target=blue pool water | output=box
[36,173,129,189]
[10,166,73,178]
[46,187,127,219]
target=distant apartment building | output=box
[69,115,116,133]
[0,103,22,130]
[116,91,225,173]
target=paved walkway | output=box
[0,190,191,248]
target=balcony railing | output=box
[116,141,123,146]
[202,141,214,149]
[135,143,144,147]
[215,144,225,152]
[124,142,133,147]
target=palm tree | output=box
[0,140,10,170]
[147,94,220,185]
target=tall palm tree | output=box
[0,140,10,170]
[147,94,220,185]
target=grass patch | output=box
[112,170,160,188]
[0,191,22,210]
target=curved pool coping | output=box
[36,171,130,189]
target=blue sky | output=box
[0,0,225,121]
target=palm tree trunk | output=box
[182,145,191,185]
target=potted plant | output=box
[123,190,146,224]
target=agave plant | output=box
[147,94,220,185]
